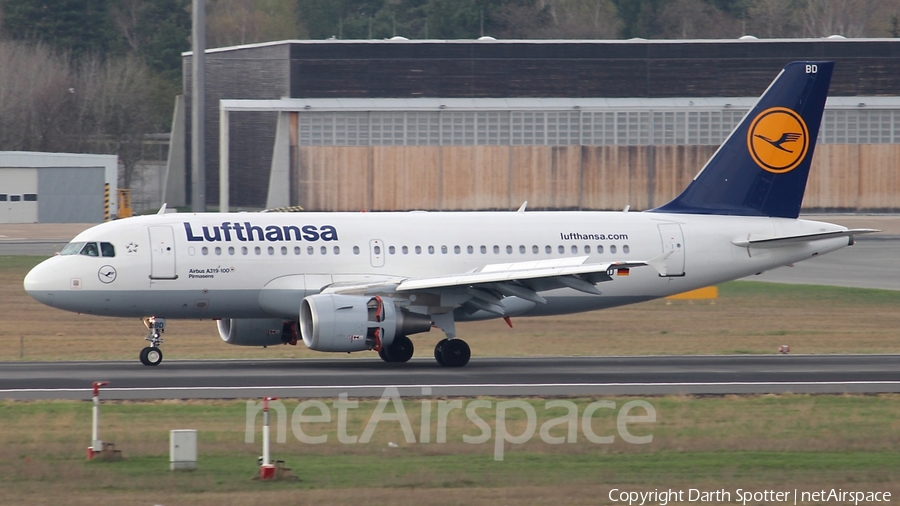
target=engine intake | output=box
[218,318,294,346]
[300,294,431,352]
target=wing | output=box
[323,252,671,316]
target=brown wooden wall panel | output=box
[510,146,581,209]
[806,145,859,210]
[371,146,441,211]
[293,144,900,212]
[857,145,900,210]
[440,146,510,210]
[296,147,369,211]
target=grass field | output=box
[4,255,900,504]
[3,255,900,361]
[1,395,899,505]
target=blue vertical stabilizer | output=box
[652,61,834,219]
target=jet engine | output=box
[218,318,295,346]
[299,294,431,352]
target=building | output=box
[179,38,900,211]
[0,152,118,223]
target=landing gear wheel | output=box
[434,339,448,366]
[384,335,414,363]
[440,339,470,368]
[140,346,163,366]
[378,347,391,362]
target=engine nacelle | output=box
[218,318,294,346]
[299,294,431,352]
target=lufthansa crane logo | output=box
[747,107,809,174]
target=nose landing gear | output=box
[140,317,165,366]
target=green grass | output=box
[2,395,899,502]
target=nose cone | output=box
[24,258,59,307]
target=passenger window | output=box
[294,246,300,255]
[558,245,564,254]
[320,246,327,255]
[519,245,526,254]
[623,245,630,254]
[532,245,539,254]
[571,245,578,254]
[467,245,473,254]
[388,246,395,254]
[307,246,314,255]
[428,245,435,254]
[455,245,461,254]
[402,246,409,254]
[281,246,288,255]
[353,246,360,255]
[493,245,500,254]
[610,245,617,254]
[215,247,222,255]
[597,245,604,254]
[229,246,235,255]
[256,246,262,255]
[545,245,551,254]
[506,245,513,254]
[334,246,341,255]
[79,242,99,257]
[268,246,275,255]
[415,246,422,254]
[441,245,448,254]
[374,245,381,255]
[202,247,209,256]
[480,245,487,254]
[100,242,115,257]
[585,245,591,254]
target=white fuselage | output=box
[24,210,850,322]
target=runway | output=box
[1,355,898,400]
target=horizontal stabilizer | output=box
[732,229,879,248]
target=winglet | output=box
[646,251,673,276]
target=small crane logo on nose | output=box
[98,265,117,284]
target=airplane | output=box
[24,61,877,368]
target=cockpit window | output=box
[79,242,100,257]
[60,242,85,255]
[100,242,115,257]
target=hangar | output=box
[178,38,900,212]
[0,152,118,224]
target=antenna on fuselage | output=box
[157,203,168,215]
[516,201,528,213]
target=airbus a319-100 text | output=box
[24,61,876,367]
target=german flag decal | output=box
[617,268,630,277]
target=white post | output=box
[219,107,229,212]
[262,406,270,466]
[91,382,108,456]
[92,395,100,450]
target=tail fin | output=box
[652,61,834,219]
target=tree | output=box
[1,0,121,56]
[207,0,305,47]
[110,0,190,81]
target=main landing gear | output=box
[378,335,415,363]
[434,338,471,368]
[377,335,471,367]
[139,316,165,366]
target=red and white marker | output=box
[88,381,109,460]
[259,396,278,479]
